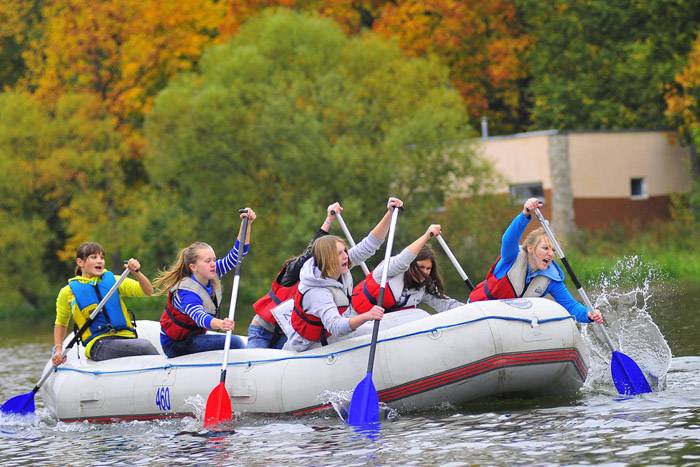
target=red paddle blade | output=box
[204,383,232,428]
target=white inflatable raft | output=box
[40,298,590,422]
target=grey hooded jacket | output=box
[283,232,382,352]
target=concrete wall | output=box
[476,131,553,193]
[476,130,693,230]
[568,131,692,198]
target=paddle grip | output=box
[335,211,370,276]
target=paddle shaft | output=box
[365,207,400,375]
[34,267,132,392]
[533,208,616,351]
[219,213,249,382]
[435,235,475,291]
[333,211,371,276]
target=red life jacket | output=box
[160,277,221,341]
[351,273,405,313]
[160,292,207,341]
[469,250,551,302]
[468,257,517,302]
[291,288,349,344]
[252,266,299,325]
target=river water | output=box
[1,277,698,466]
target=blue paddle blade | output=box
[1,392,36,415]
[610,350,652,395]
[347,373,380,427]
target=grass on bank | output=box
[564,214,700,286]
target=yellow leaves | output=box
[0,0,34,38]
[23,0,227,128]
[665,33,700,135]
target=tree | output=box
[0,0,42,89]
[218,1,531,134]
[0,92,53,310]
[372,0,532,134]
[522,0,700,131]
[21,0,226,128]
[0,91,156,310]
[145,10,491,302]
[666,32,700,178]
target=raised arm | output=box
[373,224,441,279]
[369,197,404,241]
[237,207,256,245]
[125,258,153,296]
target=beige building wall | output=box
[474,130,694,230]
[476,131,553,192]
[568,131,692,198]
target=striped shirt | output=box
[160,240,249,342]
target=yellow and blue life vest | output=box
[68,271,136,346]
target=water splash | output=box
[185,394,206,421]
[318,390,398,423]
[581,256,672,393]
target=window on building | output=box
[510,182,544,204]
[630,177,646,199]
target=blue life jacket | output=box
[68,271,136,345]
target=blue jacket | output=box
[494,213,591,323]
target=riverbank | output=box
[565,219,700,285]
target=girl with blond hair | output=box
[155,208,256,358]
[469,198,603,324]
[283,197,403,352]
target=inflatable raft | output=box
[40,298,590,422]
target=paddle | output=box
[435,234,475,291]
[333,211,371,276]
[1,267,131,416]
[204,210,250,428]
[347,206,400,427]
[533,208,652,395]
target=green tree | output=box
[522,0,700,130]
[0,0,42,89]
[0,91,155,310]
[0,92,53,310]
[145,10,491,304]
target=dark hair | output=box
[404,244,446,297]
[74,242,105,275]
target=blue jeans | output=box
[246,325,286,349]
[162,333,245,358]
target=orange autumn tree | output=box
[666,32,700,178]
[21,0,226,129]
[18,0,226,266]
[372,0,531,134]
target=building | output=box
[477,130,694,237]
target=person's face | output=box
[189,247,217,282]
[336,241,349,276]
[77,252,106,278]
[415,259,433,283]
[528,237,554,271]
